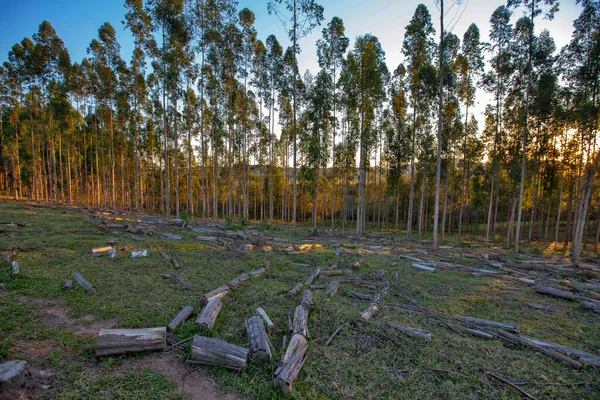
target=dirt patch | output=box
[38,303,119,336]
[130,353,239,400]
[10,340,54,359]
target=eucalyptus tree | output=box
[267,0,324,233]
[316,16,349,228]
[402,4,435,236]
[483,5,513,242]
[252,38,268,221]
[507,0,560,252]
[343,34,388,236]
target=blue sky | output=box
[0,0,585,123]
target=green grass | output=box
[0,200,599,399]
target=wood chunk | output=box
[63,280,73,290]
[287,283,303,296]
[520,334,600,367]
[91,246,113,255]
[10,261,19,279]
[370,269,387,281]
[172,258,181,269]
[160,251,171,261]
[196,236,217,242]
[196,297,222,330]
[96,327,166,356]
[582,300,600,313]
[274,336,308,392]
[167,306,194,331]
[359,303,379,320]
[161,233,182,240]
[324,281,339,297]
[292,305,309,337]
[245,316,272,362]
[173,274,191,289]
[532,284,575,301]
[198,285,230,307]
[256,307,275,334]
[0,360,28,386]
[282,333,307,363]
[73,272,95,293]
[301,290,314,311]
[247,267,266,277]
[228,273,250,288]
[387,322,431,342]
[304,268,321,286]
[412,263,435,272]
[497,330,582,369]
[454,316,520,333]
[189,335,248,371]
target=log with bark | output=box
[188,335,248,371]
[520,334,600,367]
[287,283,303,296]
[257,308,275,334]
[359,303,379,321]
[304,268,321,286]
[274,336,308,392]
[454,316,520,333]
[370,269,387,281]
[247,266,266,277]
[196,297,222,330]
[167,306,194,331]
[173,274,191,289]
[73,272,95,294]
[496,330,581,369]
[582,300,600,313]
[324,281,339,297]
[387,322,431,342]
[301,290,313,311]
[532,284,575,301]
[96,327,166,356]
[282,333,307,363]
[198,284,230,307]
[172,258,181,269]
[245,315,272,362]
[228,273,250,288]
[196,236,217,242]
[292,305,309,337]
[412,263,435,272]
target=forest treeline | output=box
[0,0,599,261]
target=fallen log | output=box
[301,290,313,311]
[198,284,230,307]
[348,291,372,300]
[245,316,272,362]
[96,327,166,356]
[324,281,339,297]
[370,269,387,281]
[172,258,181,269]
[196,297,222,330]
[321,270,345,276]
[196,236,217,242]
[160,251,171,261]
[532,284,575,301]
[161,233,182,240]
[304,268,321,286]
[520,335,600,367]
[582,300,600,313]
[10,261,19,279]
[387,322,431,342]
[454,316,520,333]
[274,338,308,392]
[485,371,536,400]
[167,306,194,331]
[453,325,493,340]
[256,307,275,334]
[496,330,581,369]
[188,335,248,371]
[359,303,379,320]
[247,266,266,277]
[292,305,309,337]
[173,274,191,289]
[412,263,435,272]
[282,333,307,363]
[228,273,250,288]
[73,272,95,294]
[287,283,303,296]
[0,360,27,387]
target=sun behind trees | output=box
[0,0,599,262]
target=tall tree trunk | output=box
[432,0,444,249]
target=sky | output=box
[0,0,585,126]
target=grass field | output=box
[0,201,599,399]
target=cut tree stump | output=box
[324,281,339,297]
[96,327,166,356]
[245,315,272,362]
[173,274,191,289]
[532,284,575,301]
[387,322,431,342]
[274,335,308,392]
[73,272,95,294]
[301,290,313,311]
[167,306,194,331]
[256,308,275,334]
[497,330,581,369]
[304,268,321,286]
[196,297,222,330]
[292,305,309,337]
[10,261,19,279]
[188,335,248,371]
[454,316,520,333]
[287,283,303,296]
[198,285,230,307]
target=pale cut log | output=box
[532,284,575,301]
[10,261,19,278]
[301,290,313,311]
[245,316,272,362]
[324,281,339,297]
[96,327,166,356]
[304,268,321,286]
[0,360,28,387]
[282,333,307,363]
[172,258,181,269]
[197,236,217,242]
[497,330,581,369]
[247,267,266,277]
[359,304,379,320]
[387,322,431,342]
[412,263,435,272]
[582,300,600,313]
[520,335,600,367]
[287,283,303,296]
[167,306,194,331]
[454,316,520,333]
[292,305,309,337]
[274,339,308,392]
[228,273,250,288]
[198,284,230,307]
[174,274,191,289]
[73,272,95,293]
[256,308,275,334]
[189,335,248,371]
[92,246,113,255]
[196,297,222,330]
